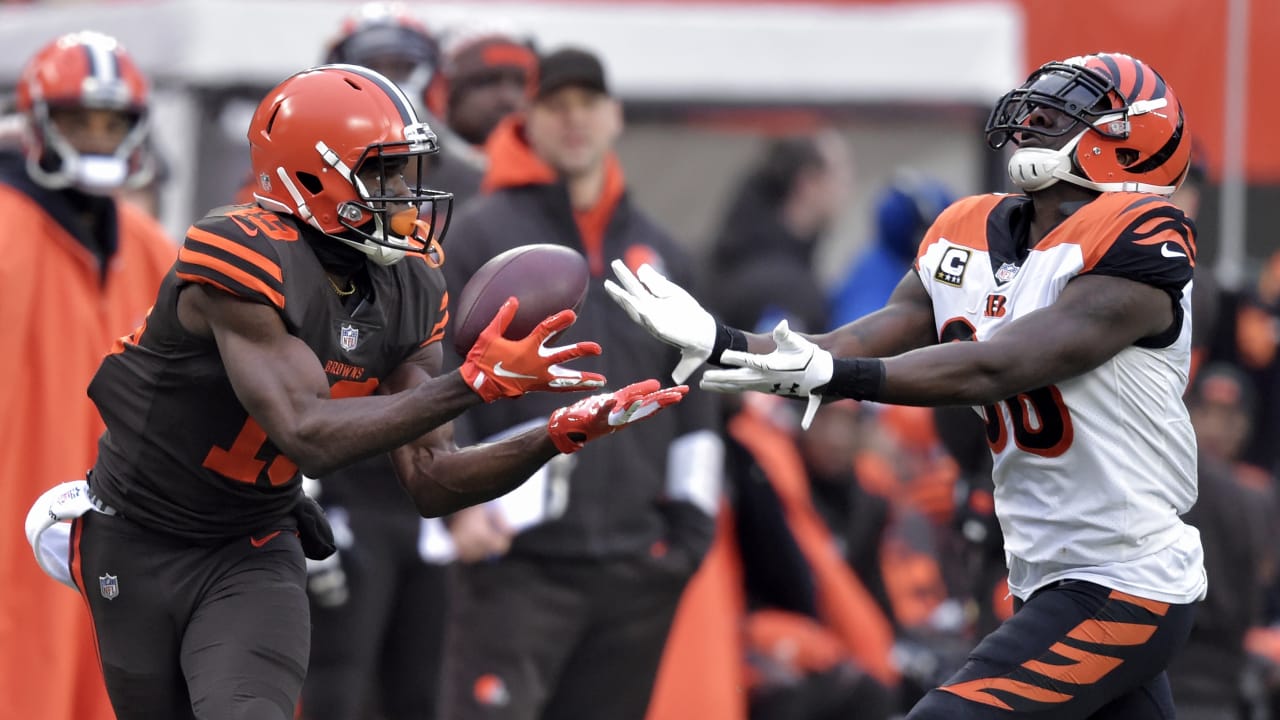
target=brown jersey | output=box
[88,204,448,540]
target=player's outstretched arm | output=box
[731,272,1169,412]
[603,259,721,383]
[605,262,935,383]
[183,285,487,478]
[545,380,688,455]
[809,270,940,358]
[701,272,1170,419]
[184,287,607,479]
[384,349,687,516]
[677,270,938,429]
[872,273,1174,405]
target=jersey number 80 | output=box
[941,318,1075,458]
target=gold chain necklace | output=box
[327,275,357,297]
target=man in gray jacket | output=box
[437,47,723,720]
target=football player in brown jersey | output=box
[51,64,684,720]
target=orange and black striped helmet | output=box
[987,52,1190,195]
[247,64,452,266]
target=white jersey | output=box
[916,192,1206,604]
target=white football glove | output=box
[701,319,833,430]
[603,260,716,383]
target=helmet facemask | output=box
[319,123,453,267]
[25,102,152,196]
[986,60,1182,195]
[986,63,1123,150]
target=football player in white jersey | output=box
[607,52,1203,719]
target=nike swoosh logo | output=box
[249,530,282,548]
[492,361,537,379]
[1161,243,1187,258]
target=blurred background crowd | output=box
[1,1,1278,719]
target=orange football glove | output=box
[547,379,689,454]
[460,297,607,403]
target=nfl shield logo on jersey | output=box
[340,324,359,352]
[99,574,119,600]
[995,262,1021,284]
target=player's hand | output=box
[547,379,689,454]
[448,506,515,563]
[701,319,832,430]
[460,297,607,402]
[604,260,717,383]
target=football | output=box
[452,244,591,356]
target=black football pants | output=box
[72,510,310,720]
[907,580,1195,720]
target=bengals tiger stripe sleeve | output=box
[1076,194,1196,293]
[175,226,286,309]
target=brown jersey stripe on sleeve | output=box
[187,227,283,282]
[177,247,286,308]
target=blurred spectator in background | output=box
[323,2,484,207]
[846,405,975,707]
[828,171,954,326]
[725,397,897,720]
[1,30,174,720]
[437,47,723,720]
[1203,247,1280,475]
[1167,151,1220,380]
[706,130,851,334]
[1169,364,1278,720]
[651,396,898,720]
[119,135,169,219]
[298,6,462,718]
[800,400,892,618]
[234,3,491,209]
[1169,149,1206,224]
[326,2,438,106]
[429,28,537,154]
[1180,145,1280,475]
[931,405,1009,639]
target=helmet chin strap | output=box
[343,171,408,266]
[1006,129,1088,192]
[333,233,406,266]
[1007,117,1178,196]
